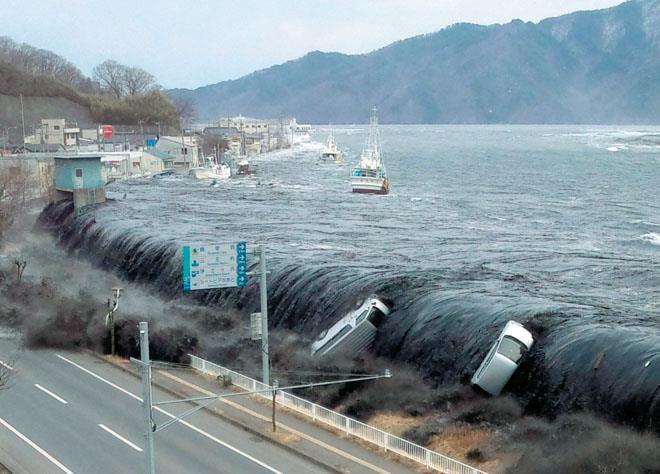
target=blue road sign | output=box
[182,241,248,291]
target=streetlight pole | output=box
[139,322,155,474]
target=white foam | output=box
[640,232,660,246]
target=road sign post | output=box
[258,244,270,385]
[182,241,269,385]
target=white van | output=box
[471,320,534,396]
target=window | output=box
[476,343,498,379]
[75,168,83,178]
[367,308,386,326]
[355,309,369,325]
[317,325,352,353]
[54,125,60,130]
[497,336,526,363]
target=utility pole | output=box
[139,322,155,474]
[258,244,269,385]
[19,94,26,145]
[271,379,278,432]
[132,317,391,471]
[105,288,123,356]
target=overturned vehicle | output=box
[311,298,391,358]
[471,320,534,396]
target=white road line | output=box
[98,424,143,452]
[56,354,282,474]
[34,384,68,404]
[0,416,74,474]
[0,360,14,370]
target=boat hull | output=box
[189,168,210,180]
[351,177,389,194]
[320,152,344,163]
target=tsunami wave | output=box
[37,200,660,433]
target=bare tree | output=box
[124,66,157,96]
[0,160,36,239]
[14,259,26,282]
[0,36,88,88]
[0,357,14,391]
[93,59,127,98]
[172,96,196,126]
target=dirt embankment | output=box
[0,94,94,132]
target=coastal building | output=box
[216,116,270,134]
[154,135,199,167]
[141,149,175,173]
[287,118,311,134]
[53,154,106,209]
[34,119,81,147]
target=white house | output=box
[154,136,199,167]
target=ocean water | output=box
[42,125,660,430]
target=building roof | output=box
[144,149,175,161]
[17,143,66,153]
[203,126,240,136]
[54,154,103,160]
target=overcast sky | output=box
[1,0,623,89]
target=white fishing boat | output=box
[351,107,389,194]
[319,132,344,162]
[189,157,231,180]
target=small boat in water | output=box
[351,107,389,194]
[235,158,256,176]
[319,132,344,163]
[189,157,231,180]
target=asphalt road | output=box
[0,338,328,474]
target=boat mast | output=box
[367,106,380,160]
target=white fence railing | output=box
[189,355,486,474]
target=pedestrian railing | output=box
[189,354,486,474]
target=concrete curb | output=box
[84,350,342,474]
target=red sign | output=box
[101,125,114,139]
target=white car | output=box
[311,298,390,358]
[471,320,534,396]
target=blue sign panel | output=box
[182,241,248,291]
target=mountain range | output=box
[170,0,660,124]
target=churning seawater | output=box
[43,125,660,430]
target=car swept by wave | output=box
[311,297,390,358]
[471,320,534,396]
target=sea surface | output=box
[44,125,660,430]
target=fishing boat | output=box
[351,107,389,194]
[319,132,344,162]
[189,157,231,180]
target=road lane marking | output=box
[159,371,389,474]
[34,384,68,404]
[0,360,14,370]
[56,354,141,401]
[0,416,74,474]
[98,424,143,452]
[56,354,281,474]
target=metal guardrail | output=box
[189,355,486,474]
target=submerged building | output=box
[53,154,106,209]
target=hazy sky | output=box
[1,0,623,89]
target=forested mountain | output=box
[170,0,660,124]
